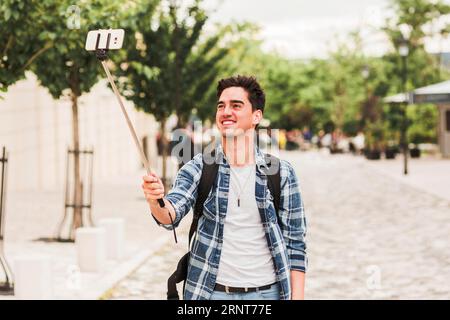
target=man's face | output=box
[216,86,262,137]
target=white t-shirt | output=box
[216,164,277,287]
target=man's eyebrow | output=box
[216,99,245,105]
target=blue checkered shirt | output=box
[157,144,307,300]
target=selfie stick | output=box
[94,34,177,243]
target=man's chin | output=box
[220,128,245,138]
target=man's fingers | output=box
[142,174,164,202]
[142,182,163,189]
[142,186,164,194]
[142,174,159,182]
[143,176,155,183]
[145,193,164,200]
[144,188,164,195]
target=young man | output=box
[142,75,307,300]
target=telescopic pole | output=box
[95,48,177,243]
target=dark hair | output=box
[217,75,265,113]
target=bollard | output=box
[75,227,106,272]
[13,256,52,299]
[98,218,125,260]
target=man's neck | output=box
[221,131,255,167]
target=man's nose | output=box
[223,104,233,115]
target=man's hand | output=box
[141,173,176,226]
[142,173,164,204]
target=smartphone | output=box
[85,29,124,51]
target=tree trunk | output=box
[70,92,83,239]
[177,114,189,128]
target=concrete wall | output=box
[0,72,170,192]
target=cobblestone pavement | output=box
[108,150,450,300]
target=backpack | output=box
[166,153,281,300]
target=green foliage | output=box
[365,120,388,151]
[115,0,227,124]
[407,103,438,143]
[3,0,447,149]
[260,0,450,139]
[164,21,264,123]
[31,0,126,99]
[383,103,404,132]
[382,0,450,92]
[343,119,360,137]
[380,0,450,145]
[0,0,56,92]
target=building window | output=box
[447,110,450,132]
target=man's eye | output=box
[233,104,241,108]
[217,105,224,109]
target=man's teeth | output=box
[223,120,235,124]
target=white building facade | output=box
[0,72,167,192]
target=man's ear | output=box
[253,110,263,125]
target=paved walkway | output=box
[1,164,186,299]
[363,153,450,202]
[107,150,450,300]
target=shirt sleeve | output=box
[278,160,308,273]
[154,153,203,230]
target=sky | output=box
[202,0,450,59]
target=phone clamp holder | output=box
[95,48,108,61]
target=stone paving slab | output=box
[106,227,189,300]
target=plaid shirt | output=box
[159,144,308,300]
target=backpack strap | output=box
[188,154,219,245]
[167,252,189,300]
[263,154,281,224]
[167,153,219,300]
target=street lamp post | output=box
[398,36,409,175]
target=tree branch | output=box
[2,35,13,58]
[21,41,53,72]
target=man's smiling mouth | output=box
[221,120,236,125]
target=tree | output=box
[0,0,55,92]
[116,0,227,188]
[382,0,450,92]
[31,0,125,240]
[381,0,450,144]
[407,103,438,144]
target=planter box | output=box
[385,149,396,159]
[410,148,421,158]
[365,150,381,160]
